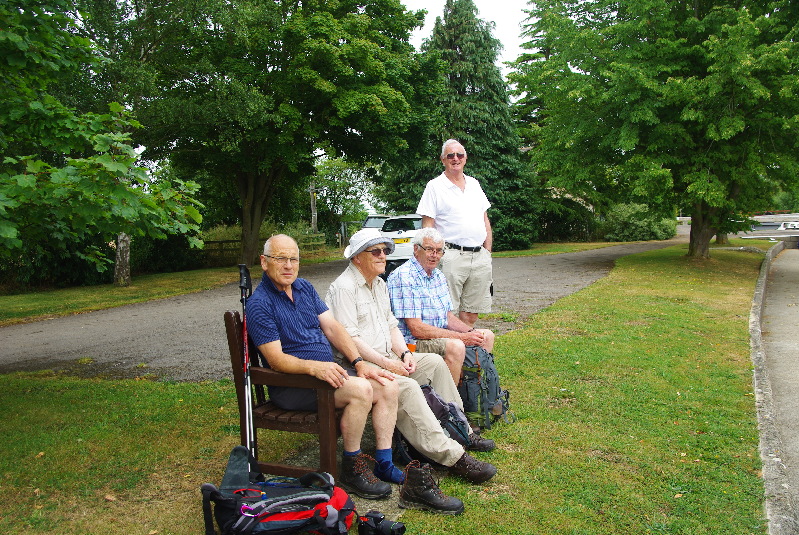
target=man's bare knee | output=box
[444,339,466,367]
[480,329,495,352]
[336,377,373,409]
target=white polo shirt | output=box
[416,173,491,248]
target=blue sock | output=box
[375,448,392,463]
[343,449,361,457]
[373,448,405,484]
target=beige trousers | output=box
[393,352,466,467]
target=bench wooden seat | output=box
[224,309,342,477]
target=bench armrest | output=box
[249,366,336,390]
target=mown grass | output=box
[404,243,769,534]
[1,237,772,534]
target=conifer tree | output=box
[380,0,542,250]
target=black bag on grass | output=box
[458,345,515,430]
[201,446,356,535]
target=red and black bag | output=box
[201,446,356,535]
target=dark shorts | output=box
[267,368,357,411]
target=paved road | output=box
[0,238,686,381]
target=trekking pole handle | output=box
[238,264,252,299]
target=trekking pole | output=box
[238,264,256,460]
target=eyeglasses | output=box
[364,247,391,257]
[266,255,300,265]
[445,152,465,160]
[417,244,445,255]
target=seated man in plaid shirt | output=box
[386,227,495,385]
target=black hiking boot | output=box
[449,452,497,484]
[398,460,465,515]
[467,433,496,452]
[338,453,392,499]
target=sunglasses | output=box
[445,152,466,160]
[364,247,391,257]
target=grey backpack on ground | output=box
[458,345,515,430]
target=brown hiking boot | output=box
[399,460,465,515]
[338,453,392,499]
[467,433,496,452]
[449,452,497,484]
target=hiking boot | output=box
[398,460,465,515]
[449,452,497,484]
[467,433,495,452]
[338,453,392,499]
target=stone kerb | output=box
[749,240,799,535]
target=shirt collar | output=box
[409,256,436,279]
[346,262,369,287]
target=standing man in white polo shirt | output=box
[417,139,492,328]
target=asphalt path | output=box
[0,235,688,381]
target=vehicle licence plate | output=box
[394,238,410,244]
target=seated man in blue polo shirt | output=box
[246,234,401,499]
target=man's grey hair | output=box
[440,138,465,158]
[413,227,445,247]
[263,234,298,256]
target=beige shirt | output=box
[324,262,399,364]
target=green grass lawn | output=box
[0,238,772,534]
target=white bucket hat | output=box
[344,228,395,259]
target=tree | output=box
[0,0,202,286]
[512,0,799,258]
[314,157,380,235]
[76,0,426,265]
[379,0,542,250]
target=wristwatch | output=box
[351,357,364,366]
[400,350,411,361]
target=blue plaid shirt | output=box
[386,256,452,343]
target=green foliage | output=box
[130,234,205,275]
[77,0,427,264]
[537,197,598,242]
[511,0,799,257]
[598,203,677,242]
[0,1,203,286]
[313,157,377,235]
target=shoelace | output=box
[353,454,381,484]
[405,461,446,498]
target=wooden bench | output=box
[224,310,342,477]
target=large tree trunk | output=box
[114,232,131,286]
[715,233,730,245]
[236,166,282,266]
[687,203,719,259]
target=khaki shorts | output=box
[415,338,448,357]
[440,246,492,313]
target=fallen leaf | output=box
[104,494,117,502]
[35,452,45,459]
[674,493,684,498]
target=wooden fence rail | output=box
[202,234,327,267]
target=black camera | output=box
[358,510,406,535]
